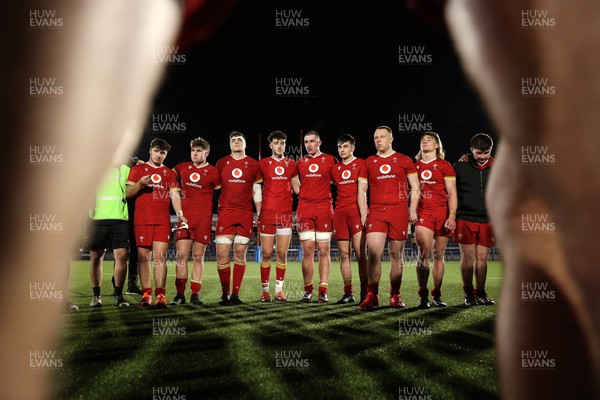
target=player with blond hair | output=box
[414,131,457,309]
[171,137,220,306]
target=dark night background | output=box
[135,0,495,168]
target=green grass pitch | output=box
[55,259,502,400]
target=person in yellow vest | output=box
[87,164,131,307]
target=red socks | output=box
[260,262,271,285]
[175,278,187,296]
[344,284,353,296]
[190,281,202,295]
[218,262,246,295]
[232,263,246,295]
[318,282,328,293]
[275,263,286,281]
[217,263,231,295]
[366,283,379,295]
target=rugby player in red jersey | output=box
[126,138,187,308]
[359,126,420,310]
[414,132,457,309]
[170,137,220,306]
[215,131,262,305]
[331,134,368,304]
[291,131,337,302]
[257,131,297,302]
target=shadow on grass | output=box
[57,295,499,400]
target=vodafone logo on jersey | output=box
[274,166,285,176]
[379,164,391,174]
[151,174,162,183]
[232,168,243,178]
[308,164,319,173]
[341,170,352,180]
[190,172,201,183]
[421,170,432,180]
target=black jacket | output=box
[453,155,493,223]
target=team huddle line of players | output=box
[87,127,495,310]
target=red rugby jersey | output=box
[127,163,179,225]
[296,153,337,205]
[259,156,297,213]
[415,158,455,210]
[215,155,261,212]
[363,152,417,207]
[173,161,220,216]
[331,157,366,210]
